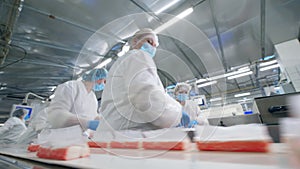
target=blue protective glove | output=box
[188,120,198,128]
[87,120,100,131]
[179,111,190,128]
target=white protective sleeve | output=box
[183,100,199,120]
[124,50,182,128]
[0,117,27,144]
[0,120,10,135]
[194,105,209,125]
[47,81,98,129]
[183,100,209,125]
[99,50,182,131]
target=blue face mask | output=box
[140,42,156,58]
[93,83,105,91]
[176,93,189,102]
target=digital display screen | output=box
[191,95,206,107]
[195,98,205,106]
[12,105,33,121]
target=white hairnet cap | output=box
[130,28,159,48]
[82,68,108,82]
[174,82,191,95]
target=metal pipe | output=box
[0,74,71,80]
[22,4,125,43]
[11,58,73,68]
[23,92,45,104]
[209,0,227,71]
[12,36,81,54]
[260,0,266,60]
[259,0,266,95]
[0,0,23,64]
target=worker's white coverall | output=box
[183,100,209,125]
[47,80,98,129]
[99,50,182,131]
[0,117,27,144]
[17,107,50,144]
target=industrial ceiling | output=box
[0,0,299,122]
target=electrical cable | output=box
[0,44,27,70]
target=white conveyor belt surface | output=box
[0,143,292,169]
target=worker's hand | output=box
[180,111,190,128]
[87,120,100,131]
[188,120,198,128]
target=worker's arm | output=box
[0,124,10,135]
[0,118,15,135]
[47,83,89,129]
[126,51,182,128]
[196,106,209,125]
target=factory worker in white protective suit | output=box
[17,107,50,144]
[174,82,209,127]
[99,28,190,131]
[0,109,27,144]
[47,68,108,131]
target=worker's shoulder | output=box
[61,80,80,86]
[5,117,21,126]
[57,80,82,91]
[125,49,155,65]
[3,117,15,125]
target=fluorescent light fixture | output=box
[75,69,83,75]
[155,0,180,15]
[78,63,90,67]
[210,97,222,102]
[51,86,56,92]
[274,86,281,90]
[238,66,250,71]
[49,94,55,99]
[155,7,193,33]
[177,7,193,18]
[197,81,217,88]
[117,45,130,57]
[0,123,4,127]
[117,51,125,57]
[227,71,253,80]
[259,60,277,67]
[237,98,252,102]
[196,75,223,83]
[0,87,7,90]
[197,69,250,82]
[195,71,251,84]
[224,68,250,77]
[209,74,225,80]
[123,45,130,52]
[259,64,280,71]
[196,78,207,83]
[92,58,101,64]
[260,55,275,61]
[49,86,56,92]
[234,92,250,97]
[95,58,112,69]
